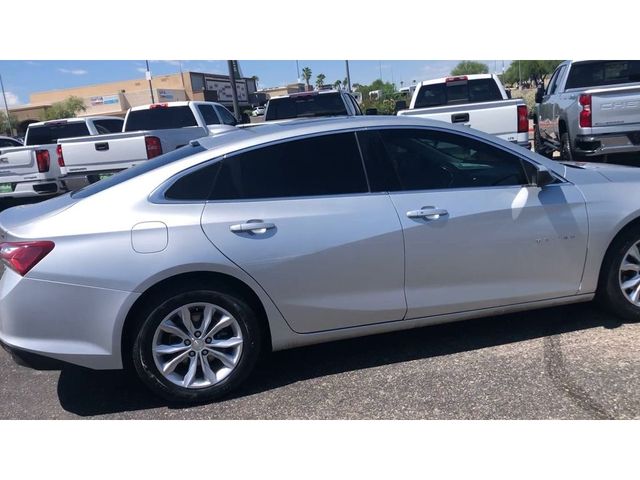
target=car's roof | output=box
[268,89,343,100]
[197,115,463,156]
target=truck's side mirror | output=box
[535,86,544,104]
[535,167,555,188]
[365,108,378,115]
[395,100,407,111]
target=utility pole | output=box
[145,60,155,103]
[518,60,521,86]
[0,74,14,136]
[227,60,241,122]
[345,60,352,92]
[379,61,383,81]
[296,60,300,82]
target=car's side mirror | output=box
[395,100,407,111]
[535,167,555,188]
[365,108,378,115]
[535,86,544,104]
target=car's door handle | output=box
[230,221,276,234]
[406,207,449,220]
[95,142,109,151]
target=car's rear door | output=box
[200,132,407,333]
[358,127,589,319]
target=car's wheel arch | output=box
[119,270,273,370]
[597,215,640,291]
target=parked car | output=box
[397,74,529,148]
[0,117,123,199]
[533,60,640,162]
[5,116,640,403]
[252,106,266,116]
[264,89,362,121]
[58,101,238,190]
[0,136,23,148]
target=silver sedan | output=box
[1,116,639,403]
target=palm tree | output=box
[333,80,342,90]
[315,73,326,89]
[301,67,312,91]
[251,75,259,90]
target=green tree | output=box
[502,60,563,86]
[315,73,326,88]
[43,96,86,120]
[301,67,312,91]
[451,61,489,75]
[333,79,342,90]
[0,111,19,135]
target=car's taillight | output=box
[517,105,529,133]
[149,103,169,109]
[35,149,50,173]
[579,94,592,128]
[56,144,65,167]
[145,136,162,159]
[0,241,55,276]
[445,76,468,83]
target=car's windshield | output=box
[71,144,206,199]
[265,93,348,121]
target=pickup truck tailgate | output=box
[398,99,523,140]
[0,148,39,182]
[60,133,149,173]
[590,84,640,128]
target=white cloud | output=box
[0,91,21,108]
[136,67,148,73]
[58,68,88,75]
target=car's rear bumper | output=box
[60,170,123,192]
[574,131,640,156]
[0,267,140,370]
[0,180,63,199]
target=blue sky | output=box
[0,60,512,107]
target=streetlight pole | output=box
[145,60,155,103]
[296,60,300,82]
[227,60,242,122]
[345,60,352,92]
[0,74,14,136]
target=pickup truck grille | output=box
[628,132,640,146]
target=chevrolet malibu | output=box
[1,116,640,403]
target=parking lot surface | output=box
[1,302,638,419]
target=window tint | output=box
[367,128,529,191]
[566,61,640,89]
[165,162,220,200]
[413,78,502,108]
[0,138,21,148]
[197,105,220,125]
[72,144,206,199]
[548,66,566,95]
[93,119,124,134]
[210,133,368,200]
[124,106,198,131]
[216,106,237,125]
[265,93,348,120]
[26,122,90,146]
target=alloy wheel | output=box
[619,242,640,306]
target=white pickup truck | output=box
[397,74,530,148]
[58,101,238,189]
[0,116,123,200]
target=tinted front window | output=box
[210,133,368,200]
[566,61,640,89]
[0,138,21,148]
[413,78,502,108]
[197,105,220,125]
[265,93,348,120]
[368,128,529,191]
[26,122,90,146]
[217,106,238,125]
[124,106,198,131]
[93,119,124,134]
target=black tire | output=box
[533,124,553,159]
[132,288,264,403]
[560,132,588,162]
[598,226,640,323]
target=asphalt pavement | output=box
[1,302,638,419]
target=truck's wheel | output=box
[534,125,553,158]
[560,133,588,162]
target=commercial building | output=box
[9,71,258,135]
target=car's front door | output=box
[358,127,589,320]
[200,132,407,333]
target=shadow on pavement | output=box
[56,302,623,417]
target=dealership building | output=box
[9,70,259,135]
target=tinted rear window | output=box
[413,78,502,108]
[125,106,198,131]
[71,144,205,199]
[26,122,90,146]
[210,133,368,200]
[93,119,124,134]
[565,61,640,89]
[265,93,348,120]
